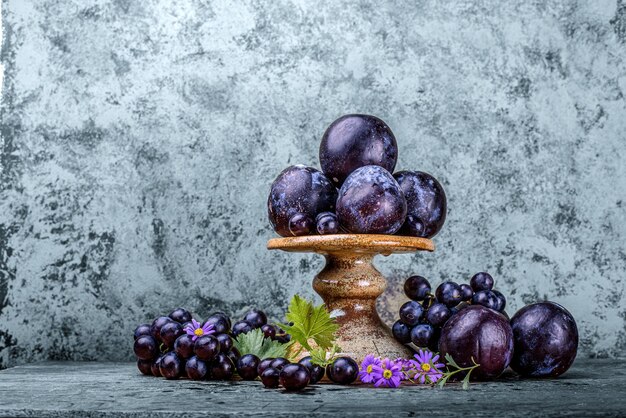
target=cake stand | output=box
[267,234,434,362]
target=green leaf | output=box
[310,344,341,367]
[233,329,287,359]
[444,353,461,369]
[277,294,340,351]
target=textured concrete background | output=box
[0,0,625,368]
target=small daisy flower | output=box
[394,357,415,380]
[183,319,215,341]
[412,349,445,383]
[359,354,382,384]
[372,358,403,388]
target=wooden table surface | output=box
[0,360,625,417]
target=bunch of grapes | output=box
[392,272,507,351]
[230,309,291,343]
[256,356,358,391]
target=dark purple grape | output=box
[134,324,152,340]
[336,165,407,234]
[261,367,280,388]
[472,290,500,311]
[216,333,233,353]
[150,316,174,342]
[404,275,431,301]
[159,352,183,380]
[169,308,192,324]
[319,114,398,187]
[326,357,358,385]
[280,363,310,391]
[227,348,241,365]
[268,165,338,237]
[316,212,340,235]
[470,272,494,292]
[399,301,424,326]
[194,335,220,361]
[274,332,291,344]
[210,353,234,380]
[425,302,452,327]
[492,290,506,312]
[159,322,184,347]
[243,309,268,329]
[392,320,412,344]
[137,359,153,375]
[133,335,158,360]
[257,358,275,375]
[510,302,578,377]
[411,323,434,347]
[435,281,463,308]
[394,171,447,238]
[237,354,260,380]
[439,305,513,380]
[261,324,276,339]
[288,213,314,236]
[298,356,324,384]
[270,357,290,371]
[460,284,474,301]
[185,356,208,380]
[174,334,195,359]
[151,356,163,377]
[205,314,231,334]
[232,320,253,337]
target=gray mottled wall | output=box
[1,0,625,368]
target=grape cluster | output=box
[231,308,291,343]
[268,114,447,238]
[392,272,508,351]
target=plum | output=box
[268,165,338,237]
[510,302,578,378]
[394,171,446,238]
[319,114,398,187]
[336,165,407,234]
[439,305,513,380]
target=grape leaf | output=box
[277,294,339,351]
[233,329,287,359]
[310,344,341,367]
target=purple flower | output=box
[359,354,382,384]
[183,319,215,341]
[394,357,415,380]
[372,358,403,388]
[411,350,445,383]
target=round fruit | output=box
[394,171,447,238]
[411,323,434,347]
[392,320,412,344]
[288,213,314,236]
[316,212,340,235]
[194,335,220,361]
[280,363,310,391]
[336,165,407,234]
[425,302,451,327]
[261,324,276,339]
[150,316,174,341]
[470,272,494,292]
[268,165,338,237]
[257,358,275,375]
[174,334,195,359]
[159,352,183,380]
[159,321,184,347]
[137,359,153,375]
[472,290,500,311]
[439,305,513,380]
[134,324,152,340]
[270,357,290,371]
[492,290,507,312]
[237,354,260,380]
[326,357,358,385]
[404,275,431,301]
[169,308,192,324]
[232,320,253,337]
[185,356,208,380]
[216,334,233,353]
[435,282,463,308]
[298,356,324,384]
[205,314,231,334]
[243,309,268,329]
[460,284,474,301]
[226,349,240,365]
[210,353,234,380]
[399,301,424,326]
[319,114,398,187]
[510,302,578,377]
[261,367,280,388]
[151,356,163,377]
[133,335,158,360]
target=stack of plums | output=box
[268,114,446,238]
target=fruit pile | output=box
[268,114,446,238]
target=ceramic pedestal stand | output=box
[267,234,434,362]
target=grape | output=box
[227,348,241,365]
[151,356,163,377]
[216,334,233,353]
[288,213,314,236]
[274,332,291,344]
[137,359,153,375]
[257,358,275,375]
[232,320,253,337]
[243,309,268,329]
[425,303,451,327]
[399,301,424,326]
[174,334,195,359]
[410,323,434,347]
[205,314,231,334]
[210,353,234,380]
[472,290,500,311]
[185,356,208,380]
[268,165,338,237]
[194,335,220,361]
[159,352,183,380]
[169,308,192,324]
[319,114,398,187]
[133,335,158,360]
[270,357,290,371]
[134,324,152,340]
[336,165,407,234]
[326,357,358,385]
[298,356,324,384]
[315,212,340,235]
[260,367,280,388]
[439,305,513,379]
[392,320,412,344]
[394,171,447,238]
[150,316,174,342]
[470,272,494,292]
[237,354,260,380]
[492,290,506,312]
[435,282,463,308]
[510,302,578,377]
[460,284,474,301]
[261,324,276,339]
[159,322,184,347]
[404,275,431,301]
[279,363,310,391]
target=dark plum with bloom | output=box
[174,334,195,359]
[261,367,280,388]
[133,324,151,340]
[316,212,340,235]
[210,353,234,380]
[319,114,398,187]
[237,354,260,380]
[243,309,268,329]
[439,305,514,380]
[326,357,358,385]
[134,335,158,360]
[268,165,338,237]
[137,359,153,375]
[298,356,324,384]
[394,171,447,238]
[216,334,233,353]
[159,352,183,380]
[185,356,209,380]
[435,281,463,308]
[159,321,184,347]
[169,308,192,324]
[399,301,424,326]
[510,302,578,378]
[150,316,174,342]
[194,335,220,361]
[279,363,310,391]
[232,320,253,337]
[336,165,407,234]
[392,320,412,344]
[470,272,494,292]
[404,275,431,301]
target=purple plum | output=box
[394,171,447,238]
